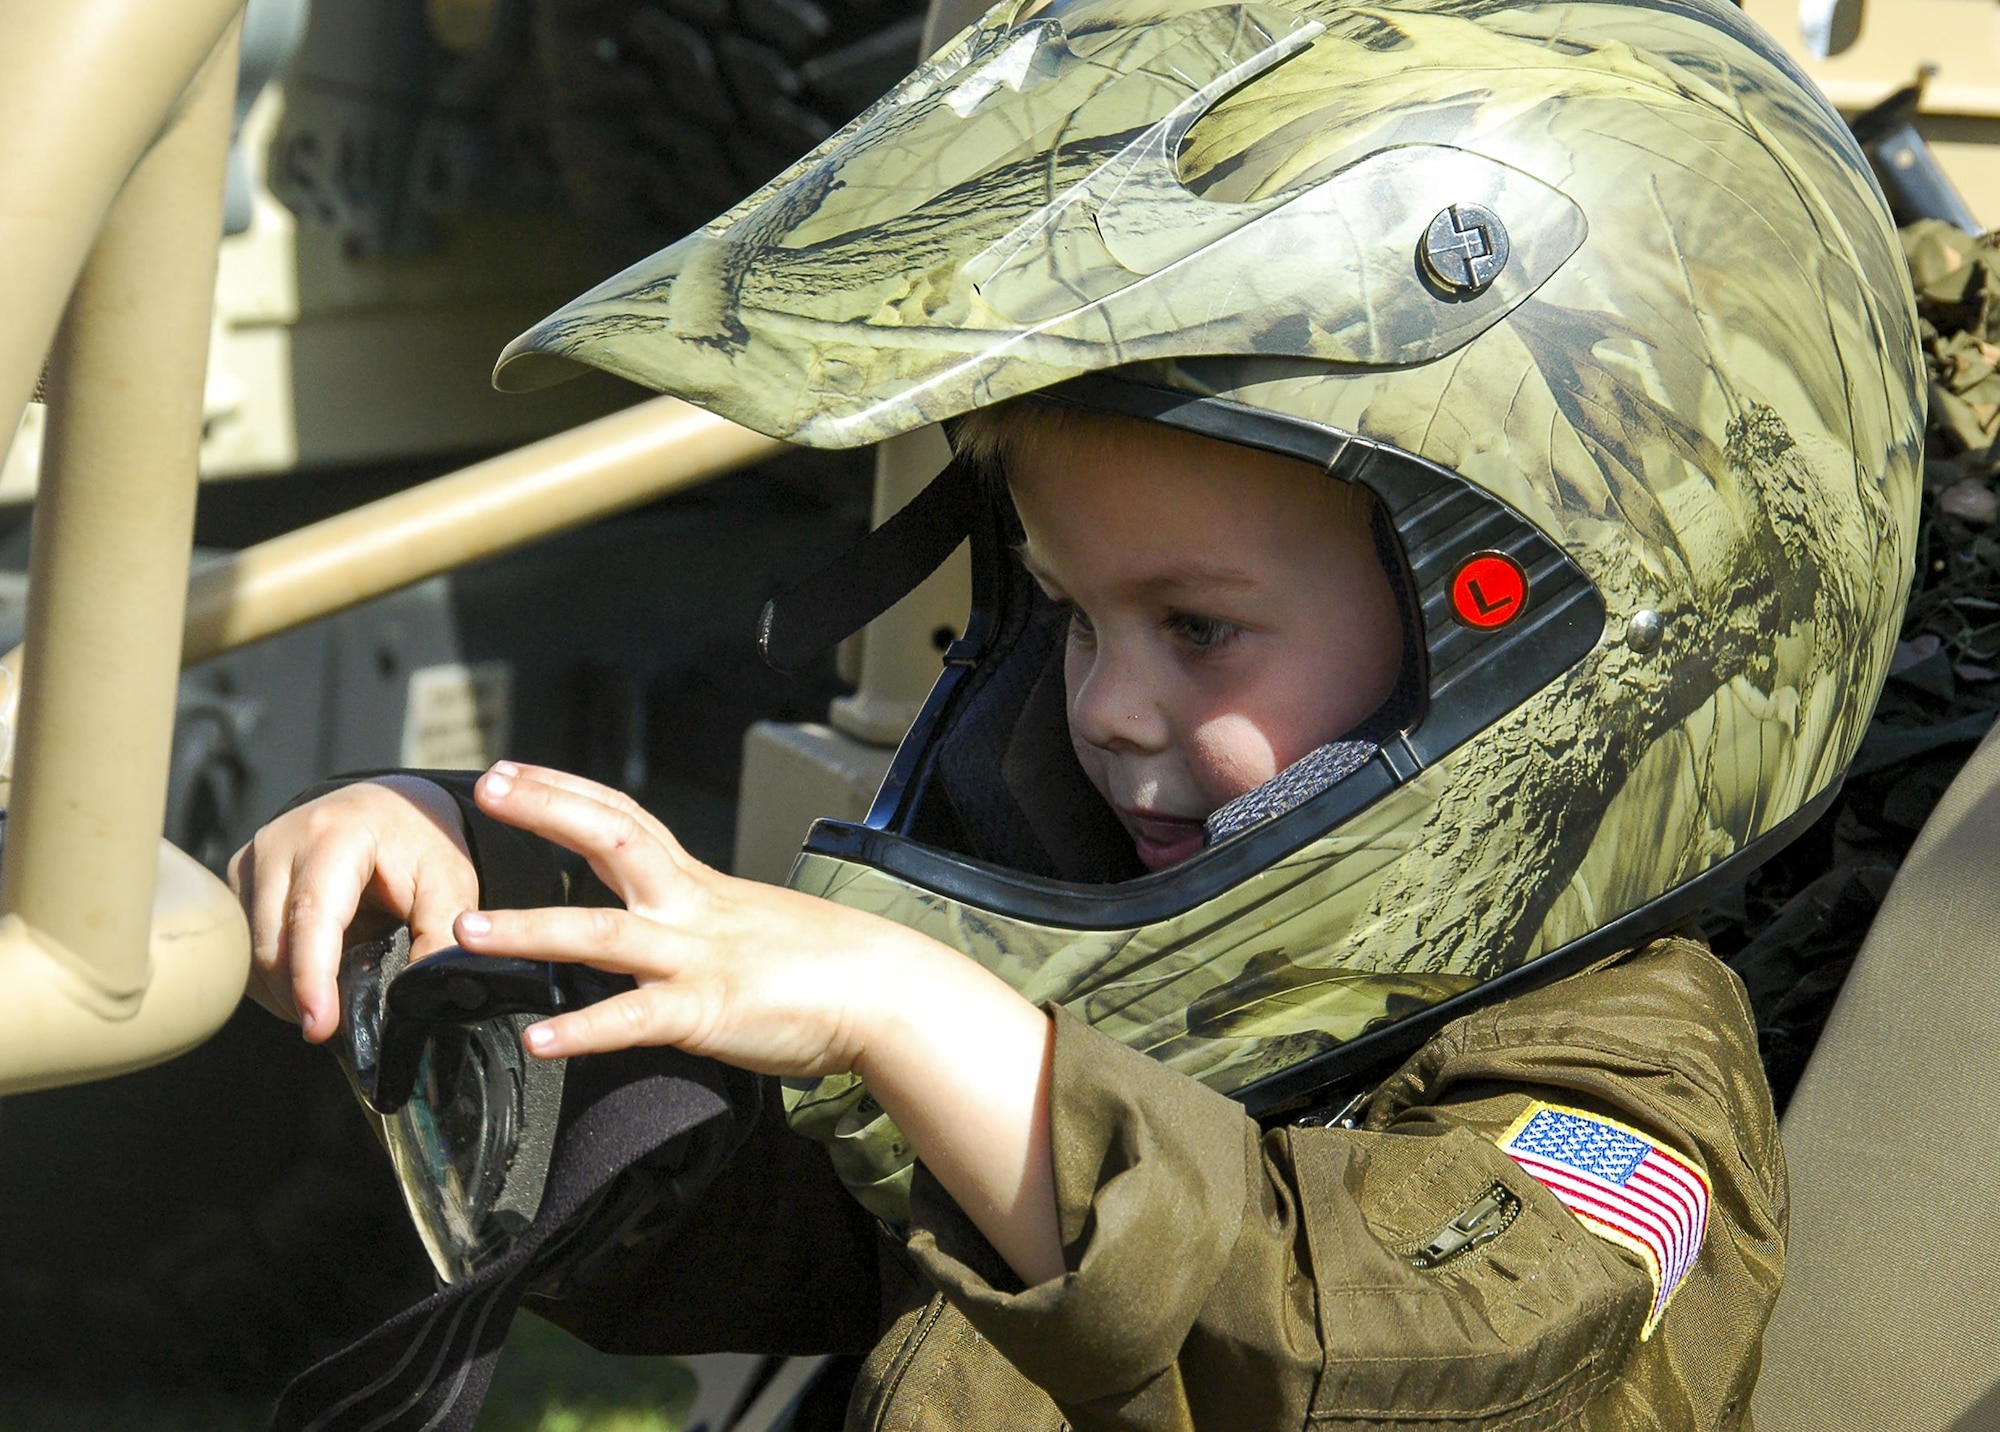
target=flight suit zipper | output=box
[1408,1183,1521,1269]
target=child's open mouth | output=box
[1120,807,1207,871]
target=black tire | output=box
[533,0,930,264]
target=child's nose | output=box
[1068,644,1170,753]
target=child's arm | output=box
[876,940,1781,1431]
[452,761,1066,1288]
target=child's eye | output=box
[1166,612,1238,649]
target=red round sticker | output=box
[1450,553,1528,629]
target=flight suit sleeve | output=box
[900,938,1783,1431]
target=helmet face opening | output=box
[774,375,1624,1160]
[806,376,1606,932]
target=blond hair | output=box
[950,398,1108,492]
[953,397,1378,525]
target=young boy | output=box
[236,0,1922,1426]
[244,403,1775,1428]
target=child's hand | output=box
[458,761,1065,1285]
[453,761,935,1077]
[228,777,477,1041]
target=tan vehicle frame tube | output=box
[0,0,245,445]
[180,397,786,665]
[0,400,787,722]
[0,12,252,1092]
[4,21,239,994]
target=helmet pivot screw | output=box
[1420,203,1510,296]
[1625,609,1665,653]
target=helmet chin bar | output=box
[1237,774,1844,1119]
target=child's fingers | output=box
[520,986,696,1060]
[480,762,690,863]
[474,766,691,907]
[454,904,662,971]
[242,837,308,1002]
[282,839,372,1042]
[232,845,298,1024]
[406,855,483,960]
[481,760,652,808]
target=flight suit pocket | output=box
[1291,1124,1647,1427]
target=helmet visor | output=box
[494,0,1583,448]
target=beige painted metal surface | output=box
[1751,718,2000,1430]
[1742,0,2000,222]
[0,10,254,1093]
[189,84,632,481]
[0,840,255,1094]
[195,82,634,483]
[0,0,244,439]
[1,82,634,499]
[0,406,42,505]
[1743,0,2000,114]
[734,722,899,884]
[178,396,786,665]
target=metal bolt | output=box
[1625,609,1664,653]
[1420,203,1510,296]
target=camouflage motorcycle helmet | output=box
[497,0,1923,1219]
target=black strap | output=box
[272,1048,758,1432]
[758,462,980,674]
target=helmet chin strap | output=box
[758,459,980,675]
[275,1048,759,1432]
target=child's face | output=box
[1009,418,1403,872]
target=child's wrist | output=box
[845,926,1062,1285]
[845,921,974,1086]
[845,921,1051,1134]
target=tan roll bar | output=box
[0,398,786,717]
[179,396,785,665]
[0,397,785,721]
[0,0,247,446]
[0,0,789,1094]
[0,4,247,1092]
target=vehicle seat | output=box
[1752,720,2000,1431]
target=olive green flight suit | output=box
[432,783,1785,1430]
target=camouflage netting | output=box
[1711,218,2000,1113]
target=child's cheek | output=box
[1190,713,1280,805]
[1070,730,1114,805]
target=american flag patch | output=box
[1496,1102,1711,1339]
